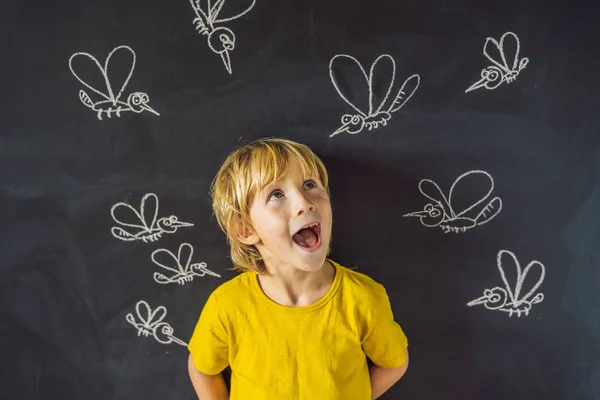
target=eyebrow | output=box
[258,181,279,199]
[261,176,318,193]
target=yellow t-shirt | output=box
[188,259,408,400]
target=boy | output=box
[187,138,409,399]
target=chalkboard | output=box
[2,0,600,399]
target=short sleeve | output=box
[188,292,230,375]
[361,285,408,368]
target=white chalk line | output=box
[466,31,529,93]
[467,250,545,317]
[110,193,194,243]
[126,300,188,346]
[189,0,256,74]
[403,170,502,233]
[68,45,160,120]
[152,242,221,285]
[329,53,420,137]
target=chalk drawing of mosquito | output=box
[466,31,529,93]
[68,45,159,120]
[404,170,502,233]
[151,243,221,285]
[110,193,193,243]
[467,250,545,317]
[189,0,256,74]
[126,300,188,346]
[329,54,420,138]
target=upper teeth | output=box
[302,223,319,229]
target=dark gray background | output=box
[1,0,599,399]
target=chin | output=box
[300,256,328,270]
[293,242,330,271]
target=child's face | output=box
[245,159,332,272]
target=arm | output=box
[188,353,229,400]
[369,348,409,400]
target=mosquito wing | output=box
[151,247,186,275]
[496,32,525,72]
[69,46,136,104]
[329,54,370,117]
[368,54,395,115]
[385,74,420,114]
[111,193,159,234]
[206,0,256,24]
[482,32,523,74]
[69,52,113,102]
[474,196,502,226]
[125,312,138,327]
[191,0,212,29]
[208,0,224,21]
[496,250,519,306]
[103,45,136,103]
[496,250,545,308]
[448,170,496,218]
[111,203,148,240]
[418,179,453,219]
[513,259,545,307]
[135,300,167,327]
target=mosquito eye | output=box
[341,114,352,124]
[132,96,140,105]
[351,115,362,124]
[142,94,149,102]
[482,67,500,80]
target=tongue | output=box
[293,228,318,248]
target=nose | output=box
[295,193,315,215]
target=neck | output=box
[257,259,335,307]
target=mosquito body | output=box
[189,0,256,74]
[404,170,502,233]
[69,45,159,120]
[151,243,221,285]
[467,287,544,317]
[329,54,420,138]
[466,31,529,93]
[467,250,545,318]
[79,91,159,120]
[110,193,193,243]
[126,301,188,346]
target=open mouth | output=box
[292,222,322,251]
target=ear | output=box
[234,221,260,245]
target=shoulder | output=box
[331,260,389,308]
[330,260,394,340]
[194,272,257,328]
[208,271,256,303]
[335,261,386,295]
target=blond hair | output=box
[210,138,331,274]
